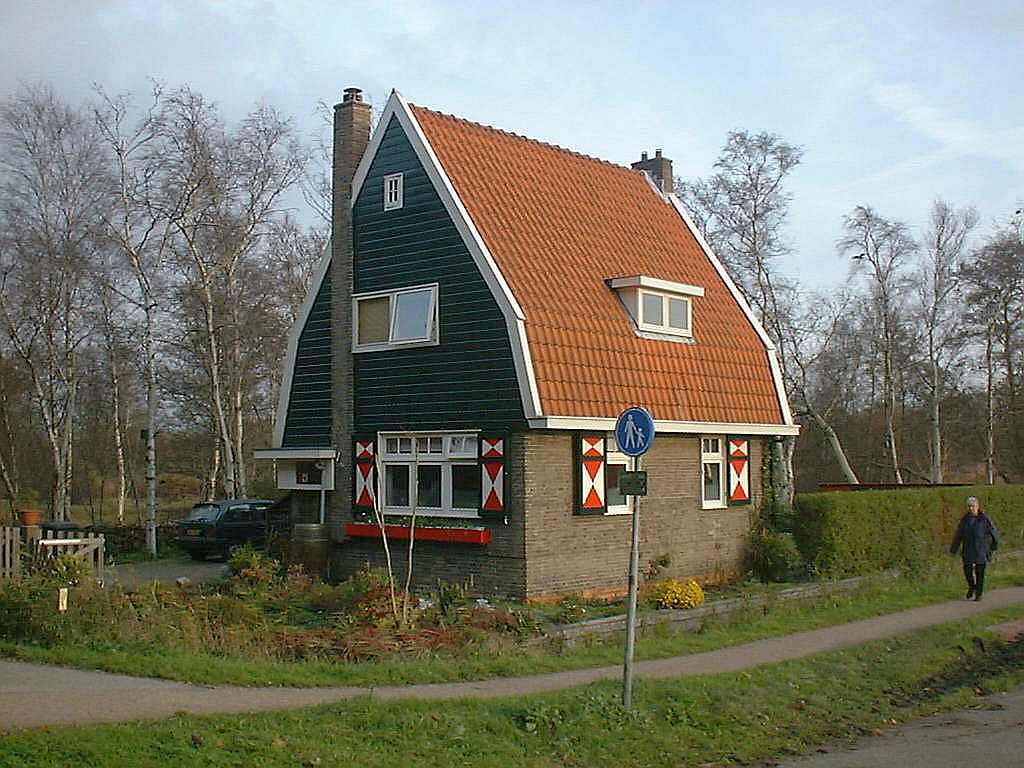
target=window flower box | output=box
[344,522,490,545]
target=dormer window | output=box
[608,275,704,340]
[383,172,404,211]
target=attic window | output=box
[353,283,438,352]
[383,173,404,211]
[607,276,704,340]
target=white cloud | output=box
[874,82,1024,173]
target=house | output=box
[255,87,798,598]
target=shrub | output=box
[746,529,802,582]
[794,484,1024,578]
[227,545,280,589]
[653,578,705,609]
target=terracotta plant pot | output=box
[17,508,43,527]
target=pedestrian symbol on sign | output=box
[615,407,655,457]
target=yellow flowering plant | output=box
[653,578,705,609]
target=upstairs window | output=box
[608,275,703,340]
[383,173,404,211]
[353,284,438,352]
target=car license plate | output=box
[187,528,200,537]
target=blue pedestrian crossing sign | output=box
[615,406,656,457]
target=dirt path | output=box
[106,556,227,590]
[3,586,1023,730]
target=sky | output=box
[2,0,1022,288]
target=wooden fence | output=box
[0,527,105,583]
[1,526,19,579]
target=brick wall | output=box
[523,432,764,597]
[330,432,529,596]
[329,431,766,598]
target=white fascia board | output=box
[666,194,796,427]
[527,416,800,437]
[272,248,333,447]
[354,91,542,420]
[253,448,338,460]
[607,275,705,297]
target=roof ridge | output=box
[409,103,635,174]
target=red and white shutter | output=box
[353,436,376,510]
[479,435,505,513]
[575,433,606,515]
[728,437,751,505]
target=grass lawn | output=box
[2,566,1023,688]
[2,604,1023,767]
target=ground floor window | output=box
[381,432,480,518]
[605,438,634,515]
[701,436,725,509]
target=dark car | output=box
[174,499,288,560]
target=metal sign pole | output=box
[622,454,641,708]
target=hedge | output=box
[793,485,1024,578]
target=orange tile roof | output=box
[411,105,786,426]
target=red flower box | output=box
[344,522,491,545]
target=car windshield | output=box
[183,504,220,522]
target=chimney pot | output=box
[342,87,363,103]
[631,148,674,195]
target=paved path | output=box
[767,683,1024,767]
[2,586,1023,731]
[106,556,227,590]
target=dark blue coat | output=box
[950,513,999,564]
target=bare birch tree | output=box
[838,206,917,484]
[0,86,108,518]
[913,200,977,482]
[677,130,803,503]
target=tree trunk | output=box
[883,344,903,484]
[108,347,127,525]
[986,325,996,485]
[771,437,794,507]
[144,308,158,553]
[232,328,248,498]
[930,358,942,484]
[199,275,236,498]
[808,409,860,483]
[207,442,220,502]
[0,372,19,510]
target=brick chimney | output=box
[631,149,673,194]
[330,87,372,545]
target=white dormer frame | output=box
[608,275,705,339]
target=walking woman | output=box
[950,496,999,601]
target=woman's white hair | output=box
[966,496,979,506]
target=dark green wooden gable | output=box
[281,269,333,447]
[352,115,526,433]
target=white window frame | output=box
[352,283,439,353]
[701,436,726,509]
[604,439,635,516]
[639,291,692,336]
[380,431,480,519]
[383,172,404,211]
[607,275,703,340]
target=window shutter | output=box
[727,437,751,505]
[479,435,506,513]
[353,435,377,510]
[574,433,606,515]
